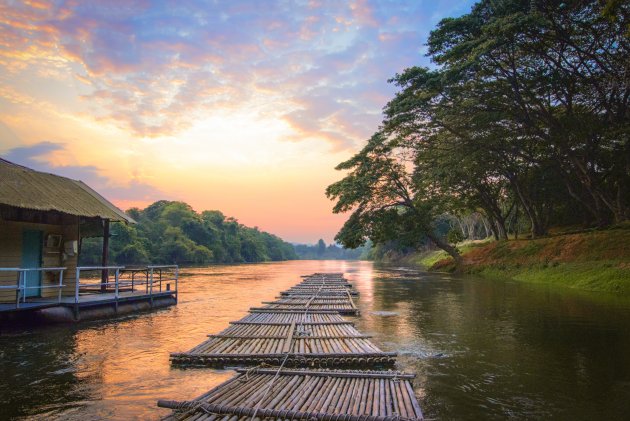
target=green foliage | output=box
[447,229,465,244]
[328,0,629,265]
[326,132,463,261]
[79,200,298,265]
[293,239,370,260]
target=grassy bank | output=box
[413,225,630,294]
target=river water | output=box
[1,260,629,420]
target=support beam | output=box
[101,219,109,292]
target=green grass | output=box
[417,250,449,267]
[411,226,630,295]
[474,261,630,295]
[416,239,489,268]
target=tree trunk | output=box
[508,175,546,238]
[480,215,492,239]
[487,219,500,241]
[495,217,508,240]
[425,231,463,268]
[475,187,509,240]
[514,204,519,240]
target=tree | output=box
[79,201,298,265]
[427,0,629,225]
[328,0,628,263]
[317,239,326,257]
[326,132,462,264]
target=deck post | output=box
[75,268,80,304]
[149,266,154,308]
[58,269,64,303]
[101,220,109,292]
[114,268,120,313]
[16,270,23,309]
[175,266,179,303]
[74,268,80,320]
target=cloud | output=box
[0,119,22,147]
[2,141,167,207]
[0,0,475,148]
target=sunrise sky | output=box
[0,0,474,243]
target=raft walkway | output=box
[170,274,394,367]
[161,273,423,420]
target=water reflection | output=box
[354,265,630,420]
[1,261,629,420]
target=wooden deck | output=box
[162,273,423,420]
[0,290,175,312]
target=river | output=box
[1,260,629,420]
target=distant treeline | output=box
[327,0,629,264]
[293,239,369,260]
[79,200,298,265]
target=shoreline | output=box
[378,226,630,295]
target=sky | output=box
[0,0,474,244]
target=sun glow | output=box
[0,0,458,242]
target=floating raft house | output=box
[159,368,423,421]
[170,274,396,368]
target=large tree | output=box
[326,132,462,263]
[328,0,628,262]
[427,0,630,224]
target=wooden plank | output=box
[234,368,415,379]
[159,368,422,420]
[171,351,397,359]
[249,309,340,313]
[282,321,296,353]
[346,290,357,310]
[157,399,416,421]
[209,334,372,339]
[229,321,355,326]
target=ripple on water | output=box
[370,310,399,316]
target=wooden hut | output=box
[0,158,177,319]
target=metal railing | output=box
[147,265,179,299]
[75,266,123,304]
[0,265,178,309]
[74,265,179,305]
[0,267,66,308]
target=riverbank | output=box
[407,225,630,294]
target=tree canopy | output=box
[79,200,298,265]
[293,239,369,260]
[328,0,629,263]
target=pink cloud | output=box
[0,0,454,147]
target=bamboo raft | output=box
[159,368,423,421]
[170,274,392,367]
[234,312,349,324]
[163,273,423,420]
[254,296,358,316]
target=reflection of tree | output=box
[366,268,630,419]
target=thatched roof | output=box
[0,158,135,223]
